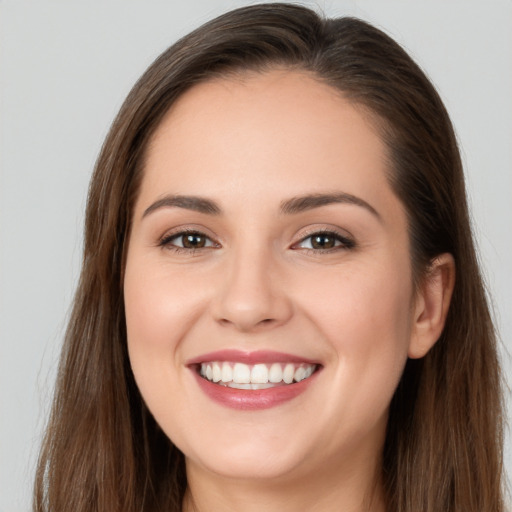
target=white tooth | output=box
[221,362,233,382]
[200,363,207,377]
[206,364,213,381]
[269,363,283,383]
[212,362,222,382]
[283,363,294,384]
[305,365,315,378]
[294,366,306,382]
[251,383,275,389]
[233,363,251,384]
[228,382,252,389]
[251,364,269,384]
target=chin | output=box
[189,448,306,481]
[180,426,313,481]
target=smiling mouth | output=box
[198,361,318,389]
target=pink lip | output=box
[192,370,318,410]
[186,349,319,365]
[187,350,321,411]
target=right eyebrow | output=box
[280,192,381,221]
[142,195,222,219]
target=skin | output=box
[124,69,454,512]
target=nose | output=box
[211,246,293,332]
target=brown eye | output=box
[295,231,355,251]
[160,231,217,251]
[182,233,207,248]
[310,234,336,249]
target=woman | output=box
[34,3,505,511]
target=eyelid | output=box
[291,227,356,251]
[158,226,221,251]
[156,225,355,253]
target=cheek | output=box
[123,261,197,407]
[124,261,207,353]
[123,259,210,437]
[296,258,413,342]
[293,260,413,414]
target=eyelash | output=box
[159,229,219,254]
[293,229,356,253]
[158,228,355,254]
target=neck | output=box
[182,452,386,512]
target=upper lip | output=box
[186,349,320,366]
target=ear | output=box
[408,253,456,359]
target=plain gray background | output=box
[1,1,511,510]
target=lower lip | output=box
[192,370,318,410]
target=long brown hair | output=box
[34,4,505,511]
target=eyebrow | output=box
[142,195,222,218]
[280,192,381,219]
[142,192,380,220]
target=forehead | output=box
[139,69,397,219]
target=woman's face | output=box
[124,70,417,484]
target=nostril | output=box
[217,316,277,330]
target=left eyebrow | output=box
[279,192,381,220]
[142,195,222,219]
